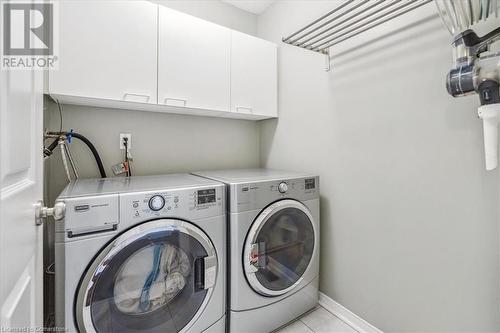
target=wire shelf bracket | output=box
[282,0,433,71]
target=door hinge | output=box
[35,201,65,225]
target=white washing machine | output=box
[192,169,320,333]
[54,174,226,333]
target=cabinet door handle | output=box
[236,106,253,113]
[164,97,187,107]
[122,93,150,103]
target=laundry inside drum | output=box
[113,243,191,315]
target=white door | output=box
[0,25,44,333]
[231,31,278,117]
[49,1,158,104]
[158,7,231,111]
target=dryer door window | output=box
[75,219,217,333]
[243,199,316,297]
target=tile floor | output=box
[276,306,358,333]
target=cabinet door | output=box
[49,1,157,104]
[231,31,278,118]
[158,7,231,112]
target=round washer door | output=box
[75,219,217,333]
[243,199,316,297]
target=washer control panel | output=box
[121,185,224,220]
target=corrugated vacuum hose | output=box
[435,0,500,170]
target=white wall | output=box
[152,0,257,35]
[45,101,260,200]
[258,1,500,332]
[45,1,260,203]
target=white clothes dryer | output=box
[192,169,320,333]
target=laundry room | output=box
[1,0,500,332]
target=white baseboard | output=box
[318,292,383,333]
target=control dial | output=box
[149,195,165,211]
[278,182,288,193]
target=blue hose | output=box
[139,244,164,311]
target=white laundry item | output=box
[113,243,191,314]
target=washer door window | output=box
[75,219,217,333]
[243,200,316,297]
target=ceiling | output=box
[222,0,275,14]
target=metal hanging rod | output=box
[282,0,433,57]
[282,0,357,42]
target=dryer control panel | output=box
[231,176,319,212]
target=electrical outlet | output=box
[120,133,131,149]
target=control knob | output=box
[278,182,288,193]
[149,195,165,211]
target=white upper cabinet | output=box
[49,1,157,104]
[49,2,278,120]
[231,31,278,118]
[158,7,231,112]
